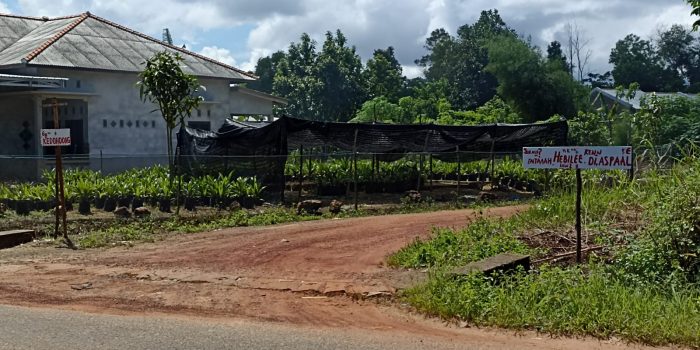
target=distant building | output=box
[590,87,697,112]
[0,12,286,180]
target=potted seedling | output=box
[74,179,93,215]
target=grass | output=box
[389,160,700,347]
[387,218,532,268]
[68,197,516,249]
[404,266,700,347]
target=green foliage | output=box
[138,52,202,167]
[351,97,404,124]
[485,35,586,122]
[691,0,700,30]
[416,10,516,110]
[633,93,700,150]
[404,266,700,347]
[273,31,365,121]
[388,218,531,268]
[616,158,700,284]
[363,47,404,102]
[609,34,683,92]
[247,51,286,94]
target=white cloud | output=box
[0,1,10,13]
[199,46,237,66]
[12,0,697,77]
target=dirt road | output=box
[0,206,664,349]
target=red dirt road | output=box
[0,206,665,349]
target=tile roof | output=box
[0,12,256,82]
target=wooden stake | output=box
[575,168,582,264]
[456,145,461,195]
[298,145,304,201]
[489,139,496,178]
[49,98,68,240]
[352,129,359,211]
[429,154,433,192]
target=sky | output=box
[0,0,695,79]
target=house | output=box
[590,87,697,112]
[0,12,286,180]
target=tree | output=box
[656,24,700,90]
[273,30,365,121]
[546,40,568,71]
[273,33,323,119]
[248,51,286,93]
[315,30,365,121]
[416,10,516,110]
[584,71,614,88]
[565,23,592,81]
[610,34,683,91]
[138,52,202,169]
[350,97,403,123]
[363,47,404,101]
[485,35,585,122]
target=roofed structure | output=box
[591,87,698,111]
[0,12,256,82]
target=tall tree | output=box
[565,23,592,81]
[315,30,365,121]
[610,34,683,91]
[273,33,323,119]
[248,51,286,93]
[364,46,404,101]
[657,25,696,84]
[546,40,568,71]
[416,10,516,110]
[486,35,584,122]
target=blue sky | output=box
[0,0,695,78]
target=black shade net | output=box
[177,116,568,186]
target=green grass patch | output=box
[388,218,532,268]
[404,266,700,347]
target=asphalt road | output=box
[0,305,503,350]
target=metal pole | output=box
[575,168,582,264]
[298,145,303,201]
[353,129,359,211]
[456,145,461,196]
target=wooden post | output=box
[353,129,359,211]
[456,145,461,196]
[298,145,304,201]
[49,98,68,241]
[575,168,582,264]
[489,139,496,179]
[429,154,433,192]
[418,132,430,191]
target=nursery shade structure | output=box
[176,116,568,184]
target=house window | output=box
[197,109,201,117]
[187,121,211,131]
[76,80,81,89]
[103,120,107,128]
[207,109,211,117]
